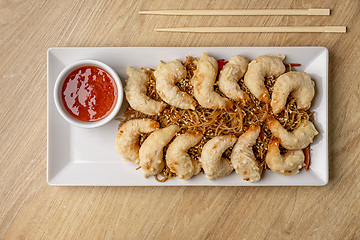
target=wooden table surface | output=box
[1,0,359,239]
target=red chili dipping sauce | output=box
[62,66,118,122]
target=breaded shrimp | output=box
[265,138,305,176]
[192,53,233,110]
[244,55,286,103]
[139,125,180,177]
[218,55,250,105]
[271,72,315,114]
[200,134,237,180]
[267,116,318,150]
[115,119,160,164]
[154,59,197,110]
[230,125,262,183]
[125,67,167,115]
[165,131,203,180]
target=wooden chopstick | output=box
[155,26,346,33]
[140,9,330,16]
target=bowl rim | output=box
[53,59,123,128]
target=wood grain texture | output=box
[0,0,359,239]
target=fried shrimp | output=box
[230,125,262,183]
[139,125,180,177]
[267,116,318,150]
[244,55,286,103]
[118,53,319,182]
[165,131,203,180]
[218,55,250,105]
[192,53,233,110]
[154,59,197,110]
[271,72,315,114]
[115,119,160,164]
[200,134,237,180]
[265,138,305,176]
[125,67,167,115]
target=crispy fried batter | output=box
[117,55,314,181]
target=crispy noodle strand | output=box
[117,57,314,181]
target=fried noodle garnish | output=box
[117,56,313,181]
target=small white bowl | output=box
[54,59,123,128]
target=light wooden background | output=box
[1,0,359,239]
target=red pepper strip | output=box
[217,59,228,72]
[303,145,310,171]
[290,63,301,67]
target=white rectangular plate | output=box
[47,47,328,186]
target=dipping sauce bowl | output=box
[54,59,123,128]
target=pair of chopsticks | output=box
[140,9,346,33]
